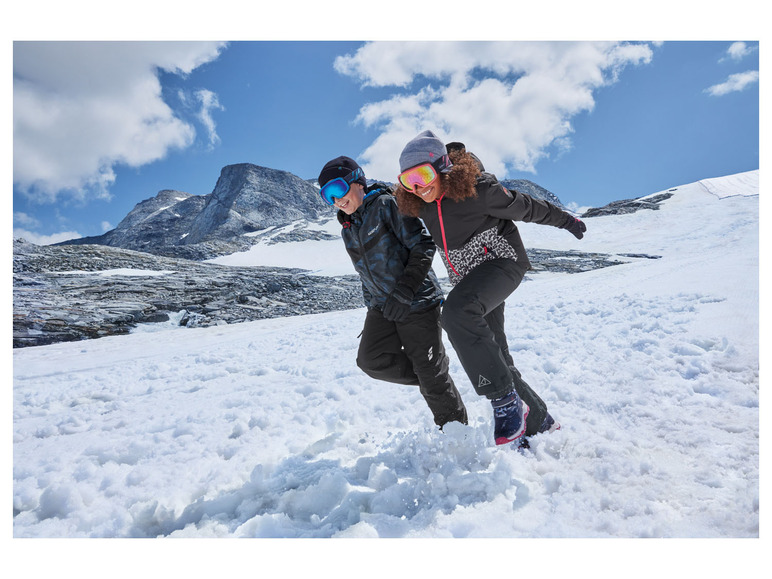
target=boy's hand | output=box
[382,284,414,322]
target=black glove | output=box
[562,216,587,240]
[382,284,414,322]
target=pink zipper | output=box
[436,195,461,277]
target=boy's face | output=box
[333,182,365,215]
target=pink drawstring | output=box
[436,195,460,278]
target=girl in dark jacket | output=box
[394,131,586,445]
[318,156,467,428]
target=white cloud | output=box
[705,70,759,96]
[13,41,227,203]
[196,89,225,149]
[13,212,40,228]
[13,211,82,244]
[13,228,82,246]
[334,41,653,180]
[721,42,758,62]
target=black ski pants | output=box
[356,304,468,427]
[440,258,548,436]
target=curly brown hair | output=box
[394,150,482,217]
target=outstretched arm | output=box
[486,179,586,239]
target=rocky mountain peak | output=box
[59,163,330,260]
[114,189,194,231]
[182,163,327,246]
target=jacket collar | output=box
[337,184,389,225]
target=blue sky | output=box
[12,37,760,245]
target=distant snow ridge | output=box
[696,170,759,199]
[581,169,759,217]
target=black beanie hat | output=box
[318,156,367,187]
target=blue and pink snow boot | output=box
[538,412,561,434]
[517,412,561,450]
[491,390,530,445]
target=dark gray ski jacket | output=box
[417,172,576,285]
[339,184,443,312]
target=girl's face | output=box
[400,162,444,204]
[411,179,442,203]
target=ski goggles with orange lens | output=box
[398,163,439,191]
[319,167,364,205]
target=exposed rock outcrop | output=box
[13,237,652,348]
[13,239,362,348]
[581,192,675,218]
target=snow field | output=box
[12,171,760,574]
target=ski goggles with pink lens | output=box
[398,155,452,191]
[398,163,438,191]
[319,167,364,205]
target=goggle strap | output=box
[435,154,452,173]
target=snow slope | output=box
[208,218,355,276]
[12,171,760,571]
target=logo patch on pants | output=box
[478,375,491,388]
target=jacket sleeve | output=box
[381,195,436,294]
[361,281,373,308]
[484,176,573,228]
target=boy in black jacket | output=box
[318,156,467,428]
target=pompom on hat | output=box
[399,130,453,173]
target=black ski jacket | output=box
[418,172,576,285]
[339,184,443,311]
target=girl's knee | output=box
[441,294,483,329]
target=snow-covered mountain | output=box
[60,163,330,259]
[13,172,759,553]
